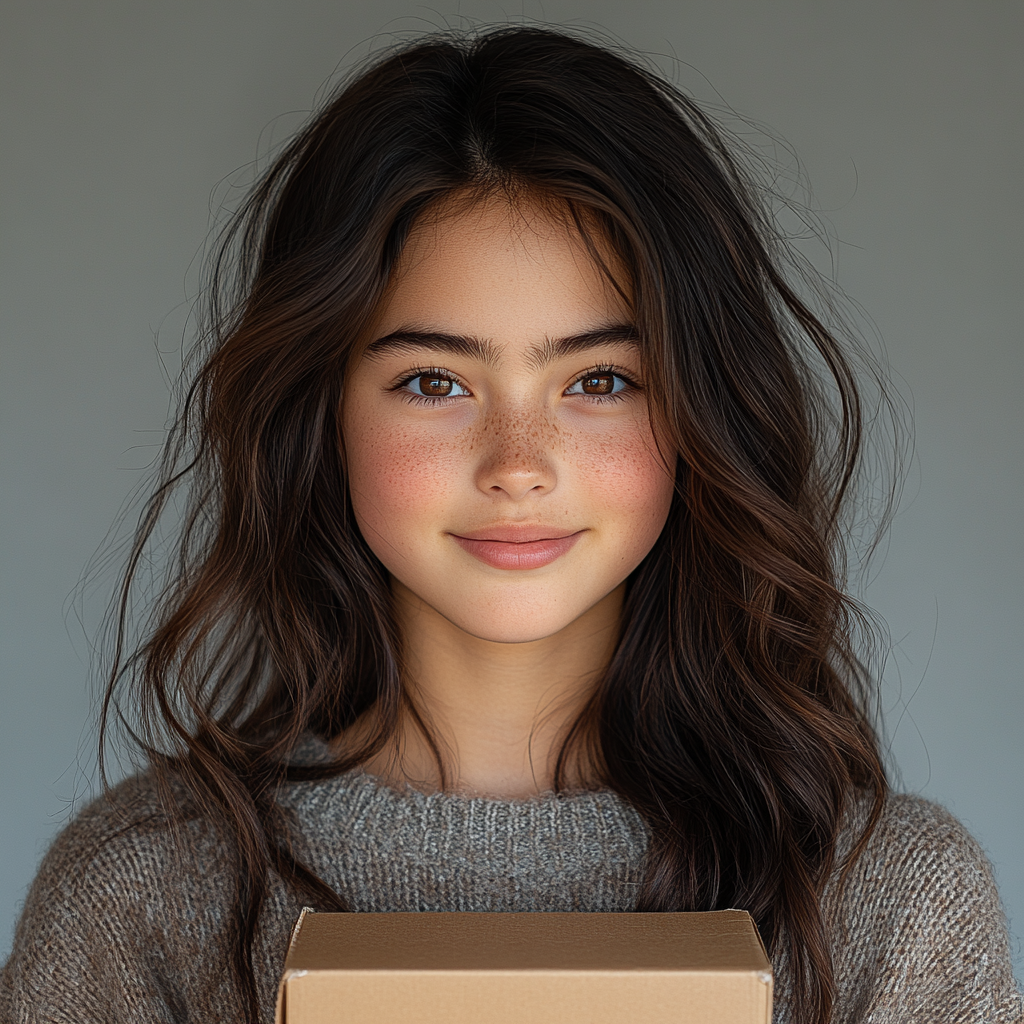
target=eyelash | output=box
[389,365,641,405]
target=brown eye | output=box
[566,370,631,400]
[580,373,615,395]
[408,373,462,397]
[399,369,469,400]
[420,375,452,396]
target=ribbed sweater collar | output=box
[280,768,650,913]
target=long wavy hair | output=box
[103,26,890,1024]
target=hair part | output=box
[102,25,890,1023]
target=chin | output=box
[450,610,573,643]
[421,580,607,644]
[440,606,582,645]
[390,571,625,648]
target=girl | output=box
[2,26,1019,1024]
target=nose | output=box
[474,407,558,501]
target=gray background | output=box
[2,0,1021,981]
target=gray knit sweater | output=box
[1,767,1021,1023]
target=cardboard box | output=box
[276,909,772,1024]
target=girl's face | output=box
[343,194,675,644]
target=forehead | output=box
[373,193,633,352]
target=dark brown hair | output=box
[104,26,889,1023]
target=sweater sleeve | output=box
[1,810,176,1022]
[831,795,1023,1024]
[0,778,243,1024]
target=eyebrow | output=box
[364,325,639,370]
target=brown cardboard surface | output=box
[277,910,772,1024]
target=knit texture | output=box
[2,768,1021,1023]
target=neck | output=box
[354,580,624,798]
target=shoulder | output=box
[843,792,1002,912]
[2,771,240,1022]
[858,791,990,864]
[835,791,1008,940]
[826,791,1022,1023]
[15,771,229,918]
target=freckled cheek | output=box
[346,421,469,539]
[568,422,674,531]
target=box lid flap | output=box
[284,911,771,974]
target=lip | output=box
[450,526,585,570]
